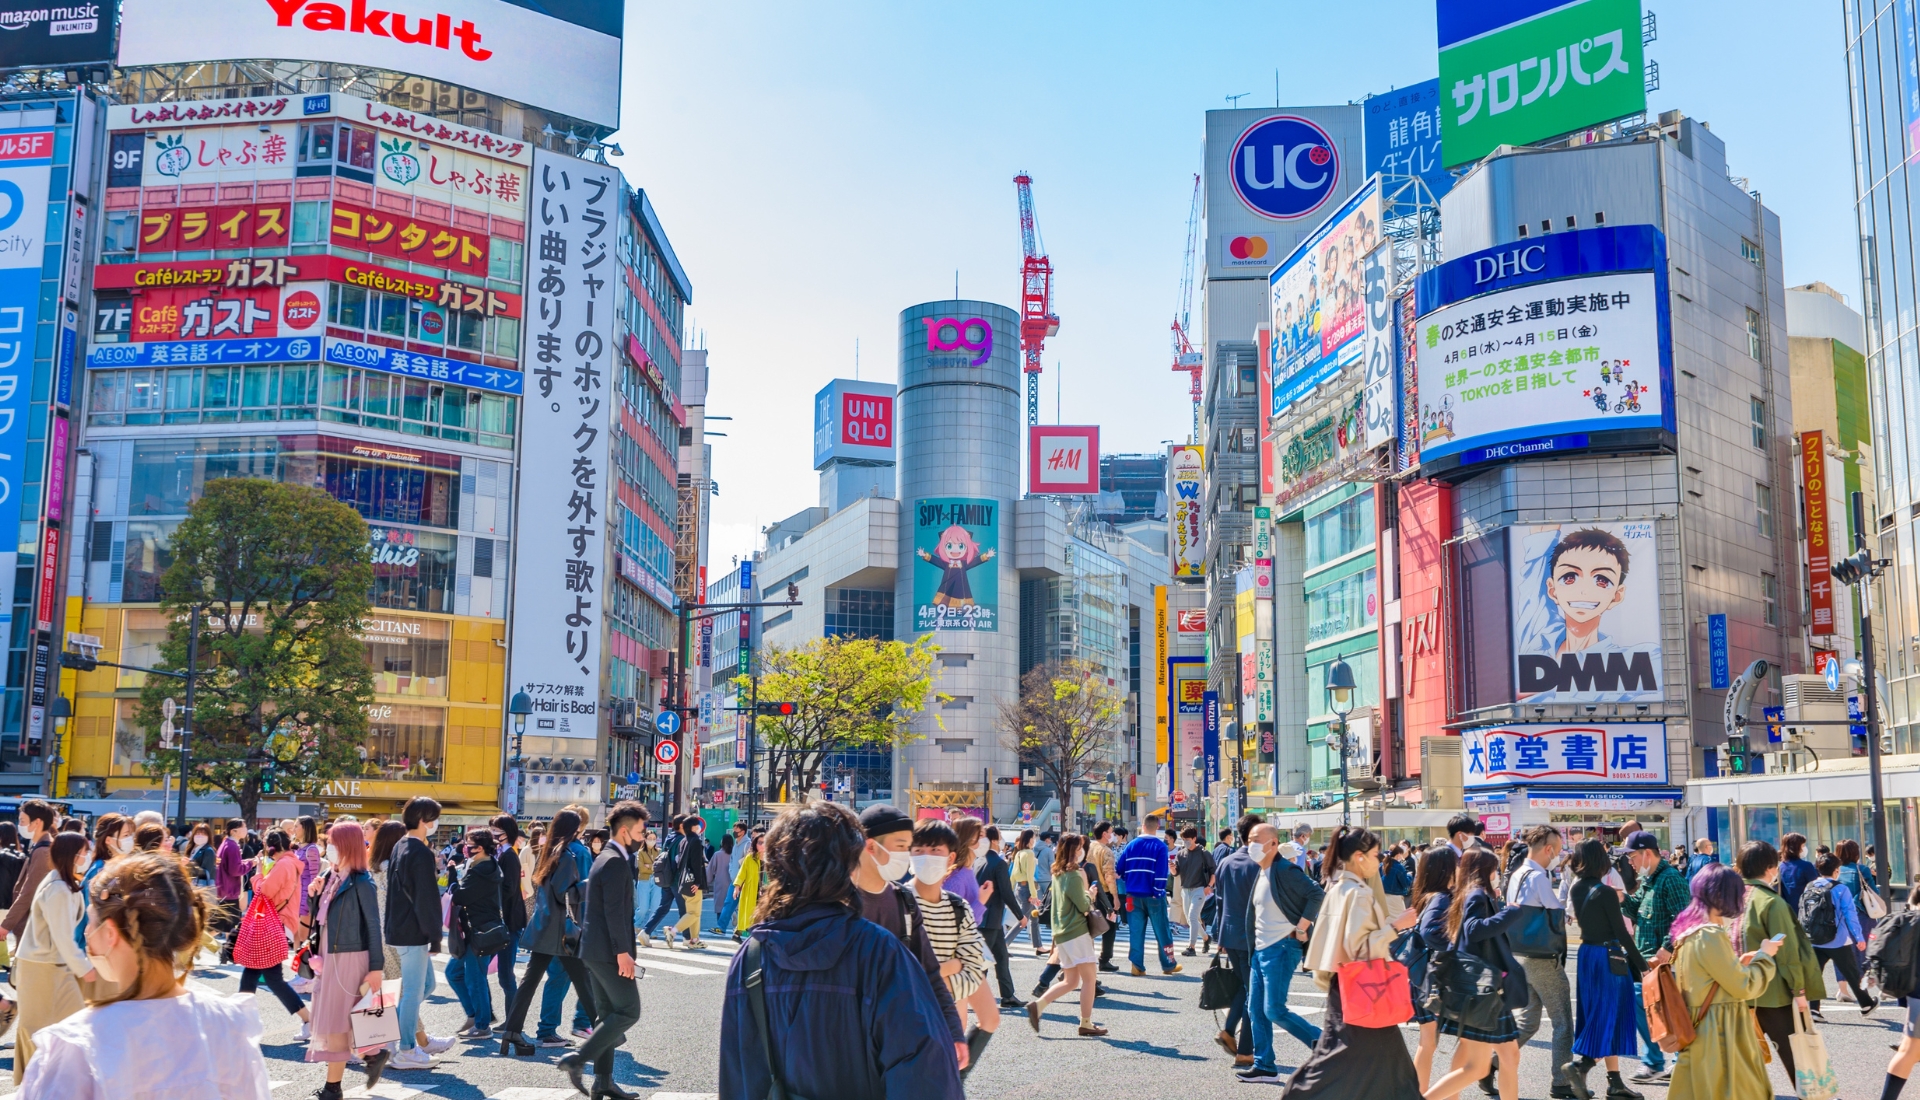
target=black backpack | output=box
[1869,909,1920,997]
[1800,879,1840,945]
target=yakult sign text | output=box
[506,150,620,741]
[118,0,622,128]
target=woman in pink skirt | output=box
[304,821,391,1100]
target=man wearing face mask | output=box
[852,804,968,1071]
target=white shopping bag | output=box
[348,989,400,1049]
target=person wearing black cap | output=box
[851,805,969,1072]
[1621,830,1683,1084]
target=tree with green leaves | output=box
[739,635,944,799]
[135,478,376,824]
[1001,659,1125,814]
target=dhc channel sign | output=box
[1231,114,1340,222]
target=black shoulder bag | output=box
[1506,865,1568,960]
[1199,950,1242,1010]
[745,937,815,1100]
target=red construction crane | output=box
[1013,172,1059,426]
[1171,173,1202,443]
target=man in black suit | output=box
[560,800,647,1100]
[978,825,1027,1008]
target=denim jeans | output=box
[642,879,681,936]
[493,929,520,1009]
[1633,992,1666,1070]
[539,955,593,1036]
[446,951,497,1026]
[1126,894,1176,972]
[1222,947,1255,1055]
[633,878,661,933]
[1250,935,1321,1070]
[717,886,739,933]
[394,943,431,1051]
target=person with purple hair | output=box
[1666,863,1780,1100]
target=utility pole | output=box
[179,608,198,835]
[1844,491,1893,903]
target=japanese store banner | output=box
[1169,444,1205,578]
[1803,430,1834,636]
[117,0,623,128]
[330,201,489,277]
[369,134,526,219]
[133,125,297,187]
[136,201,291,252]
[0,128,52,650]
[118,280,325,342]
[1509,520,1664,704]
[1462,722,1669,788]
[1414,225,1673,465]
[507,149,620,740]
[911,497,998,632]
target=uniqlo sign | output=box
[1803,429,1834,636]
[117,0,623,128]
[811,378,896,469]
[1029,425,1099,495]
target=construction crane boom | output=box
[1171,173,1203,443]
[1013,172,1059,427]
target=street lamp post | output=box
[508,691,532,815]
[1327,658,1356,828]
[45,696,70,798]
[1833,490,1894,905]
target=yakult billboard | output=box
[117,0,622,128]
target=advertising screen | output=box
[1462,722,1668,788]
[0,0,115,69]
[1437,0,1648,169]
[1169,445,1205,578]
[1269,178,1383,418]
[1509,520,1662,704]
[1203,105,1362,281]
[811,378,895,469]
[118,0,621,127]
[1028,425,1098,495]
[0,126,48,648]
[912,497,998,632]
[1363,78,1452,200]
[506,149,620,739]
[1414,223,1672,465]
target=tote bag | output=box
[1338,956,1415,1028]
[1790,1002,1840,1100]
[348,989,401,1049]
[232,891,289,970]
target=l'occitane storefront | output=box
[61,605,507,818]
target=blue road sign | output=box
[655,710,682,736]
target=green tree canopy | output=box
[1001,659,1125,813]
[738,635,943,799]
[136,478,376,823]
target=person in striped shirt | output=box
[910,819,995,1075]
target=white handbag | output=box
[348,989,400,1049]
[1790,1002,1840,1100]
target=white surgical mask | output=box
[910,855,949,886]
[876,849,913,882]
[114,836,133,855]
[326,844,340,864]
[1246,843,1267,864]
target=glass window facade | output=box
[1305,491,1375,570]
[825,588,894,640]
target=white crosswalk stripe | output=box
[636,947,730,971]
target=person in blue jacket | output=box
[1778,834,1817,913]
[719,801,962,1100]
[1427,847,1532,1100]
[1408,845,1461,1094]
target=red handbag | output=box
[1339,956,1415,1028]
[233,891,290,970]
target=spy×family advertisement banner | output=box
[913,497,998,632]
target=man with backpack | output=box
[1738,840,1816,1082]
[852,804,969,1072]
[641,814,684,946]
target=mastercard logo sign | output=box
[282,290,322,330]
[1228,236,1269,260]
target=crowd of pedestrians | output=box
[0,791,1906,1099]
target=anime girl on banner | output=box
[1510,521,1663,704]
[913,497,998,632]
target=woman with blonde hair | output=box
[13,833,94,1083]
[18,852,271,1098]
[303,821,391,1098]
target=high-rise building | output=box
[1095,452,1166,526]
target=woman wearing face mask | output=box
[186,823,216,886]
[304,822,392,1099]
[239,829,313,1038]
[13,833,94,1083]
[909,819,996,1071]
[78,815,129,906]
[445,828,506,1038]
[1027,832,1105,1037]
[496,810,598,1057]
[294,816,322,923]
[17,852,271,1098]
[633,828,659,946]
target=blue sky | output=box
[608,0,1857,570]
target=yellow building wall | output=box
[66,606,507,813]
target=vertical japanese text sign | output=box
[0,128,53,657]
[1802,430,1833,636]
[508,149,620,740]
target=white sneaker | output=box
[420,1034,456,1055]
[287,976,313,994]
[638,931,651,949]
[389,1046,436,1070]
[662,928,676,950]
[294,1020,310,1042]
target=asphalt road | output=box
[0,925,1908,1099]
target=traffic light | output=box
[59,650,96,672]
[786,582,799,601]
[1726,737,1749,775]
[258,765,276,795]
[1831,548,1874,586]
[755,701,798,717]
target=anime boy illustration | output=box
[1512,524,1663,704]
[1544,527,1632,654]
[918,523,996,607]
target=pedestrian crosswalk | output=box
[0,1083,718,1100]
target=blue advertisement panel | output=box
[1269,178,1383,418]
[1413,224,1674,464]
[1202,690,1220,794]
[1363,79,1453,200]
[1708,613,1729,691]
[88,335,318,367]
[0,128,52,647]
[322,337,523,396]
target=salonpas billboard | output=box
[1437,0,1647,169]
